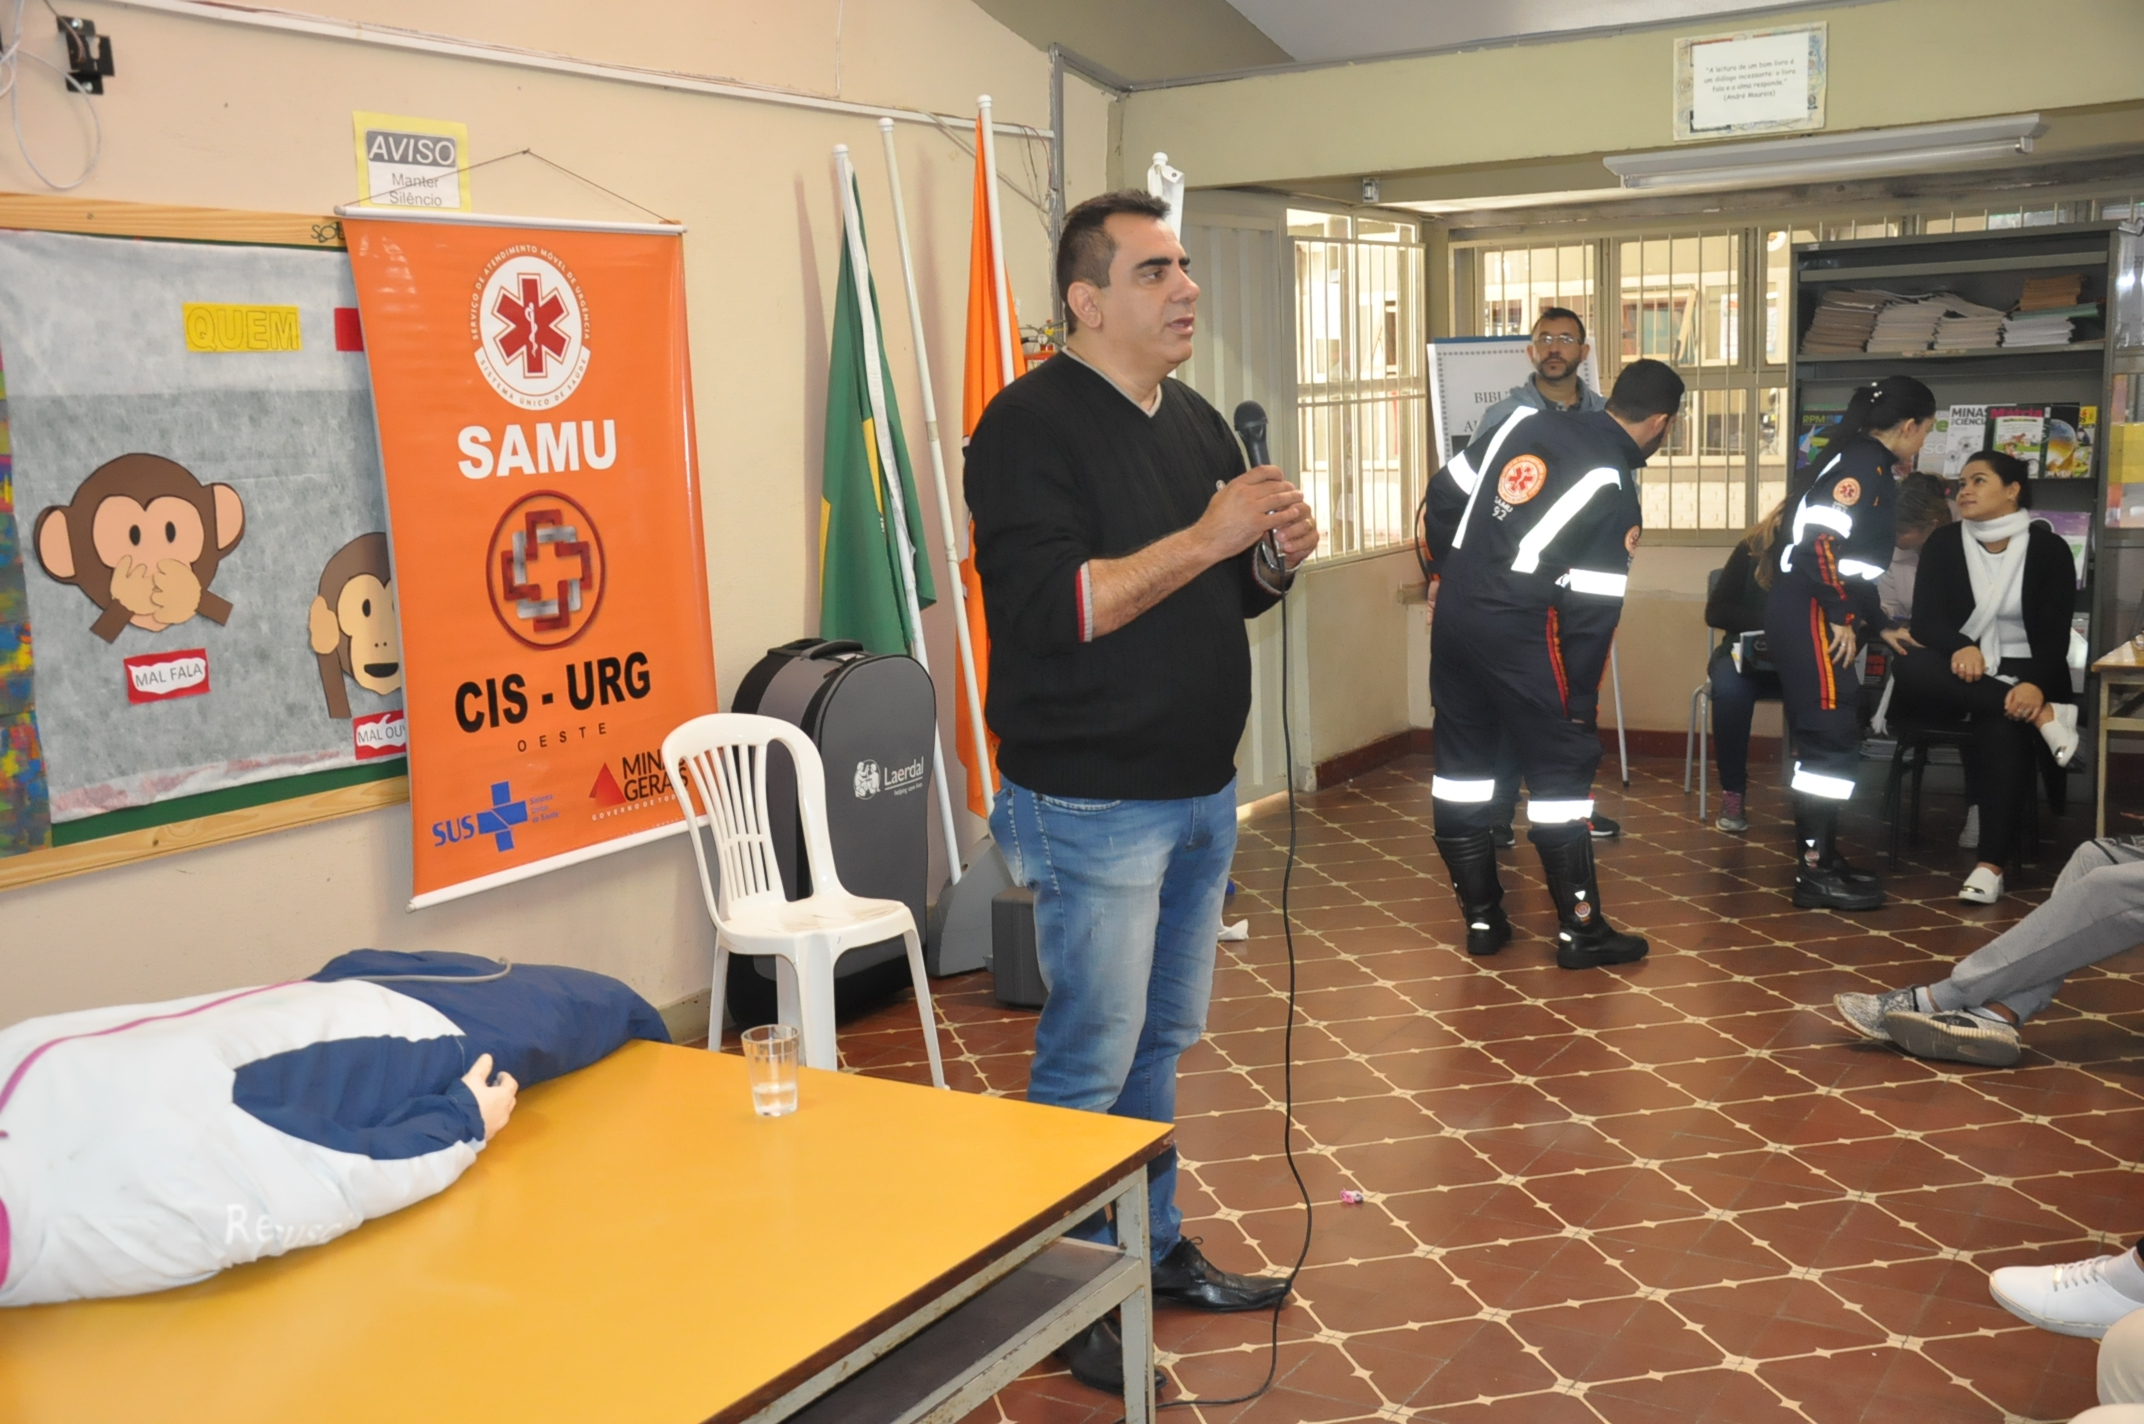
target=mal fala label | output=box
[122,648,210,704]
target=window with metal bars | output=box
[1452,192,2142,540]
[1289,210,1427,560]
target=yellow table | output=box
[0,1041,1170,1424]
[2095,641,2144,836]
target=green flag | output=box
[821,180,934,655]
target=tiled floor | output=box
[827,751,2144,1424]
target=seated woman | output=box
[1890,451,2080,904]
[1876,472,1954,623]
[1704,502,1786,833]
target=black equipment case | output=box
[725,638,935,1029]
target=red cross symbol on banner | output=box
[493,274,569,378]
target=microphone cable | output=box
[1115,560,1314,1420]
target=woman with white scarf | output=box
[1889,451,2080,903]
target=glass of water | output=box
[740,1023,800,1117]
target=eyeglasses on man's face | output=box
[1531,333,1583,347]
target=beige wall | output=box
[0,0,1113,1025]
[1123,0,2144,190]
[1298,551,1418,769]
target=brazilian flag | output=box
[820,179,934,654]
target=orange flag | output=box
[957,116,1028,817]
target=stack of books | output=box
[2019,274,2086,311]
[1866,296,1948,352]
[1800,289,1895,354]
[2002,308,2091,347]
[1931,295,2005,350]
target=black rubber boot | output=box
[1534,832,1647,969]
[1791,797,1885,911]
[1435,830,1511,956]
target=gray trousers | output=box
[1929,839,2144,1025]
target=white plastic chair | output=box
[664,713,946,1088]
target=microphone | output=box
[1232,401,1286,573]
[1233,400,1269,468]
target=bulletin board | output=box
[0,194,406,893]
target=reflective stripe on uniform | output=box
[1562,568,1628,597]
[1793,503,1853,542]
[1447,451,1480,495]
[1450,407,1536,550]
[1838,558,1885,581]
[1791,763,1856,800]
[1527,797,1595,823]
[1431,776,1497,802]
[1511,467,1620,574]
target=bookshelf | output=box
[1788,222,2142,816]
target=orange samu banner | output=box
[345,215,717,907]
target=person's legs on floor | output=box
[1834,840,2144,1064]
[1767,591,1880,910]
[1430,625,1513,958]
[1708,647,1762,831]
[1488,732,1521,850]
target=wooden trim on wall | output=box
[0,777,408,893]
[0,193,345,246]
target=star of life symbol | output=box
[473,246,590,409]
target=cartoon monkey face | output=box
[309,533,399,719]
[336,574,401,693]
[33,454,245,643]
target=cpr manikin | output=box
[0,951,666,1306]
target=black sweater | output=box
[1705,538,1777,637]
[964,355,1280,799]
[1909,521,2077,703]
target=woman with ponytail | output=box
[1765,375,1937,911]
[1893,451,2079,903]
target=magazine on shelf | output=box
[1937,404,1990,477]
[1989,405,2050,476]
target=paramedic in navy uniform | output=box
[1420,359,1683,969]
[1766,375,1935,911]
[964,191,1316,1396]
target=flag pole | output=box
[834,143,963,883]
[977,95,1018,385]
[879,118,995,818]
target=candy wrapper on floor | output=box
[0,950,667,1305]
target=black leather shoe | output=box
[1793,861,1886,911]
[1827,855,1882,889]
[1554,921,1648,970]
[1151,1237,1290,1312]
[1056,1314,1165,1397]
[1587,814,1621,839]
[1465,906,1513,958]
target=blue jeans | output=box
[1709,648,1782,795]
[990,777,1236,1263]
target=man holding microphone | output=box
[965,190,1316,1393]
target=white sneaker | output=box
[2041,703,2081,767]
[1960,866,2004,904]
[1990,1254,2144,1338]
[1958,805,1980,849]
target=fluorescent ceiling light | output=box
[1606,114,2041,191]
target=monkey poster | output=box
[0,228,402,842]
